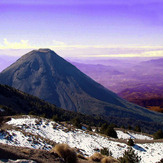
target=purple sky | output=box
[0,0,163,58]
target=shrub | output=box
[100,123,108,133]
[29,110,37,115]
[119,147,141,163]
[52,144,77,163]
[72,117,82,129]
[101,156,120,163]
[100,148,112,156]
[105,125,118,138]
[121,126,125,129]
[89,152,104,162]
[153,129,163,139]
[100,123,117,138]
[128,125,132,130]
[52,115,59,122]
[127,138,135,146]
[134,125,141,132]
[95,127,99,133]
[0,116,4,127]
[87,125,92,131]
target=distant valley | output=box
[72,58,163,112]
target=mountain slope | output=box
[0,84,108,127]
[141,58,163,67]
[1,84,163,133]
[71,62,123,91]
[1,116,163,163]
[118,84,163,113]
[0,49,163,123]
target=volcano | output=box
[0,49,162,123]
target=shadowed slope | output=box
[0,49,163,123]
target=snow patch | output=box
[1,116,162,163]
[0,159,36,163]
[0,129,52,150]
[116,130,153,140]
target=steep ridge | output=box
[0,49,163,123]
[0,84,108,127]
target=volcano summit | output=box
[0,49,163,124]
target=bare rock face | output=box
[0,49,163,123]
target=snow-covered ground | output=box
[0,159,36,163]
[116,130,153,140]
[0,129,52,150]
[0,116,162,163]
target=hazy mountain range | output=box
[72,58,163,111]
[0,49,162,126]
[72,58,163,93]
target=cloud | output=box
[143,50,163,57]
[0,38,163,58]
[51,44,163,58]
[0,38,34,49]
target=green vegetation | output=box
[100,123,117,138]
[87,125,92,131]
[52,115,59,122]
[134,125,141,132]
[95,127,99,133]
[71,117,82,129]
[128,125,132,130]
[0,105,16,116]
[105,125,118,138]
[0,116,4,127]
[100,123,108,133]
[100,147,112,156]
[153,129,163,139]
[127,138,135,146]
[119,147,141,163]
